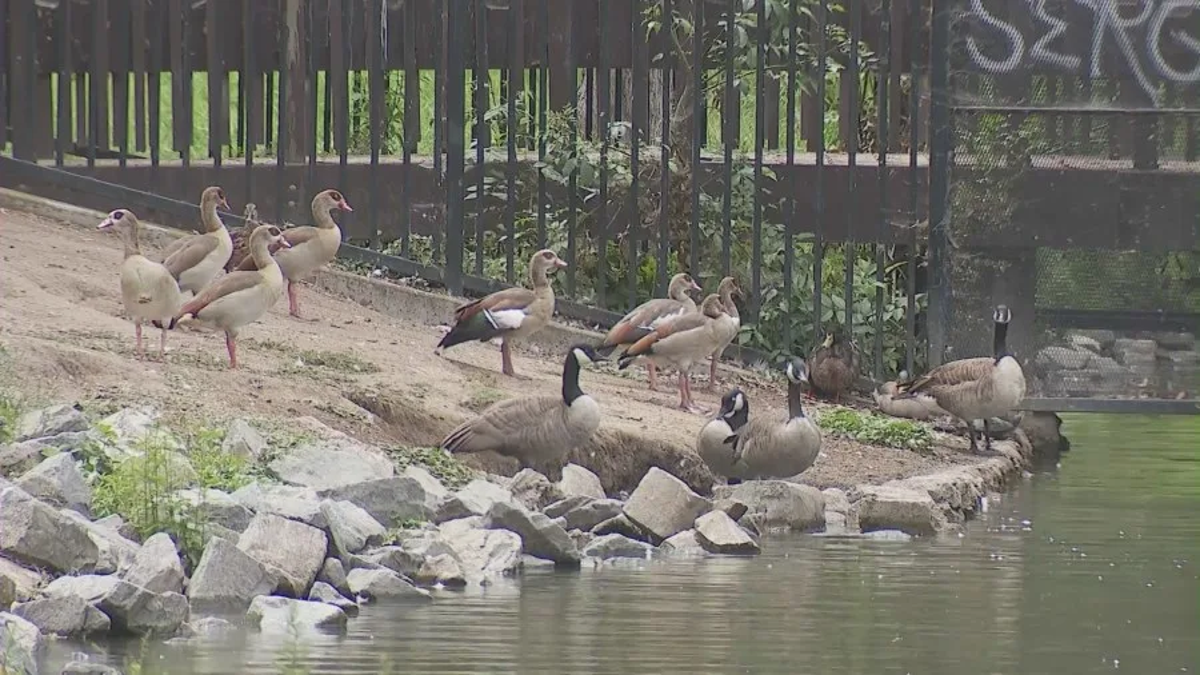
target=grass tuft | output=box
[816,408,934,452]
[386,445,476,490]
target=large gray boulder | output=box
[10,595,109,635]
[121,533,184,595]
[357,546,423,578]
[97,580,189,635]
[582,534,654,561]
[557,464,606,500]
[230,483,325,527]
[59,660,124,675]
[508,470,564,511]
[317,558,352,598]
[221,419,268,460]
[307,581,359,616]
[174,488,254,532]
[318,476,429,527]
[0,612,43,675]
[563,498,623,532]
[414,554,467,588]
[0,440,49,477]
[345,568,431,601]
[713,481,826,532]
[246,595,347,633]
[42,575,122,605]
[402,466,450,514]
[694,511,761,555]
[56,510,139,576]
[0,487,99,573]
[484,501,580,566]
[660,529,707,557]
[821,487,859,534]
[0,557,45,606]
[14,454,91,516]
[622,468,711,543]
[15,403,88,442]
[591,514,652,542]
[437,479,514,522]
[187,538,274,611]
[269,437,394,490]
[438,526,522,584]
[542,495,593,519]
[319,500,386,555]
[853,484,940,536]
[237,514,327,597]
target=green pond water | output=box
[45,415,1200,674]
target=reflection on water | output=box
[46,416,1200,674]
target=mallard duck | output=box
[618,294,728,414]
[808,324,860,402]
[595,272,701,390]
[727,358,822,480]
[160,186,233,296]
[440,344,603,481]
[98,209,183,361]
[706,276,742,391]
[896,304,1026,454]
[696,388,750,482]
[435,249,567,377]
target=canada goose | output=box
[440,344,603,481]
[171,225,292,369]
[595,272,702,390]
[896,304,1026,454]
[234,189,352,319]
[808,324,861,402]
[696,388,750,482]
[435,249,567,377]
[160,186,233,296]
[873,373,948,421]
[706,276,742,390]
[98,209,183,360]
[728,358,822,480]
[618,293,727,414]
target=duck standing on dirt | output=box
[696,388,751,483]
[727,358,823,480]
[435,249,568,377]
[98,209,183,361]
[706,276,742,391]
[595,272,701,390]
[808,325,861,403]
[160,186,233,297]
[440,344,603,481]
[225,202,273,272]
[171,225,292,369]
[895,304,1026,454]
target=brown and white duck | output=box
[706,276,742,390]
[160,186,233,296]
[594,272,701,390]
[618,293,728,414]
[225,202,266,272]
[98,209,183,361]
[172,224,292,369]
[808,324,861,403]
[233,189,352,319]
[435,249,567,377]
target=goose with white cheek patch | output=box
[439,344,603,482]
[696,388,750,483]
[98,209,183,361]
[728,358,823,481]
[435,249,567,377]
[595,272,702,391]
[895,304,1026,454]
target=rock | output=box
[622,468,712,544]
[591,514,651,542]
[121,533,184,595]
[484,501,580,566]
[10,596,109,635]
[230,483,325,527]
[221,419,268,460]
[1162,349,1200,366]
[1154,331,1195,351]
[94,408,168,462]
[440,528,522,584]
[0,612,43,675]
[246,595,347,633]
[542,495,593,519]
[403,466,449,513]
[186,616,237,638]
[317,558,351,598]
[582,534,654,561]
[854,484,940,536]
[0,441,49,477]
[569,530,594,550]
[319,500,386,555]
[269,437,394,491]
[414,554,467,588]
[1018,412,1068,455]
[0,574,13,610]
[174,488,253,532]
[1066,333,1103,353]
[694,511,760,555]
[1113,338,1158,365]
[237,514,327,597]
[863,529,913,541]
[1036,346,1091,371]
[43,575,121,605]
[56,510,138,576]
[358,546,423,578]
[660,529,707,556]
[318,476,429,527]
[0,557,44,605]
[562,498,624,532]
[97,580,189,635]
[509,469,565,511]
[0,487,99,573]
[345,568,431,601]
[15,403,88,443]
[187,537,274,611]
[719,499,749,522]
[25,432,91,455]
[92,515,137,542]
[713,481,826,533]
[821,488,859,534]
[307,581,359,617]
[439,479,515,521]
[59,660,123,675]
[556,463,606,500]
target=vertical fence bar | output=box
[689,0,702,279]
[55,0,71,166]
[149,0,162,173]
[566,2,579,296]
[813,0,827,339]
[720,0,735,277]
[905,0,919,374]
[206,0,223,170]
[433,0,445,263]
[180,2,192,167]
[113,0,129,168]
[536,0,549,250]
[131,1,146,153]
[89,0,107,167]
[334,0,348,203]
[843,0,859,335]
[244,0,257,201]
[596,1,610,307]
[473,0,488,276]
[782,0,798,352]
[629,0,644,308]
[306,0,318,194]
[504,0,523,284]
[445,0,468,294]
[927,0,951,367]
[368,0,384,247]
[0,0,8,152]
[874,0,890,380]
[656,0,672,297]
[402,0,417,257]
[7,0,28,159]
[751,0,766,321]
[276,0,288,218]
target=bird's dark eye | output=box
[112,211,124,221]
[330,191,342,201]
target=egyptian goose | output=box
[595,272,701,391]
[435,249,567,377]
[696,388,750,482]
[440,344,602,482]
[706,276,742,390]
[618,293,728,414]
[97,209,183,361]
[723,358,823,481]
[234,189,352,319]
[808,324,861,403]
[160,186,233,296]
[896,305,1026,454]
[172,225,292,369]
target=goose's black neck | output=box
[561,352,585,405]
[993,320,1010,361]
[787,379,806,419]
[726,402,749,432]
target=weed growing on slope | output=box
[816,408,934,452]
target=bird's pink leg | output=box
[501,341,515,376]
[287,280,301,318]
[158,326,168,361]
[134,322,144,360]
[225,332,239,369]
[646,361,658,391]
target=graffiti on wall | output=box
[964,0,1200,104]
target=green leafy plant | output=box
[181,425,259,493]
[0,390,21,445]
[817,407,932,452]
[386,446,476,490]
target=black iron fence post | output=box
[926,0,952,368]
[444,0,469,296]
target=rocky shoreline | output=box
[0,398,1043,674]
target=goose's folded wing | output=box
[163,235,219,277]
[177,271,262,317]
